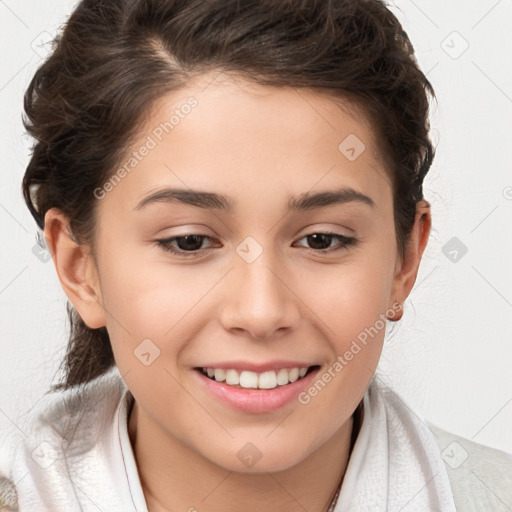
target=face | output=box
[54,72,425,473]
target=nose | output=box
[219,249,301,340]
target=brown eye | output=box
[294,232,357,253]
[156,234,216,257]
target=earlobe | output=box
[388,199,432,318]
[43,208,107,329]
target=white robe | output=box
[1,366,511,511]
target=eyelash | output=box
[155,231,358,258]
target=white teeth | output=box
[288,368,299,382]
[276,368,289,385]
[258,371,277,389]
[214,369,226,382]
[239,371,258,388]
[202,366,311,389]
[225,369,240,385]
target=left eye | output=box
[294,232,357,252]
[155,232,357,257]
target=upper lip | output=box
[195,360,317,372]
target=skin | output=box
[44,71,431,512]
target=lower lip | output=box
[194,368,320,414]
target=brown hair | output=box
[22,0,436,390]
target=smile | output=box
[199,366,317,389]
[194,362,321,413]
[202,367,312,389]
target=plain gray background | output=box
[1,0,511,454]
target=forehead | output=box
[99,71,392,216]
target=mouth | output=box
[193,363,321,413]
[195,365,320,390]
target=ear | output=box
[388,199,431,319]
[43,208,107,329]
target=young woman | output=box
[1,0,511,511]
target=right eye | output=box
[155,234,219,257]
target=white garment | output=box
[0,368,146,511]
[1,366,510,511]
[336,384,457,511]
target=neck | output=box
[128,399,361,512]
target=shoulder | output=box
[427,421,512,512]
[3,366,126,452]
[0,367,127,511]
[369,381,512,511]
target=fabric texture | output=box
[1,366,511,511]
[334,383,457,511]
[426,421,512,512]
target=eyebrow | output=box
[133,186,375,212]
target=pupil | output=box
[178,235,203,251]
[308,233,332,250]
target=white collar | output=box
[334,377,457,511]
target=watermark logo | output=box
[134,338,161,366]
[338,134,366,161]
[93,97,198,200]
[236,236,264,264]
[298,302,403,405]
[31,31,54,59]
[442,441,469,469]
[32,242,51,263]
[32,231,51,262]
[31,441,58,469]
[441,31,469,60]
[237,442,262,468]
[442,236,468,263]
[503,186,512,200]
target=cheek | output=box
[97,248,223,373]
[302,255,393,340]
[293,266,391,430]
[298,252,393,394]
[99,241,197,328]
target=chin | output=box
[199,438,315,474]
